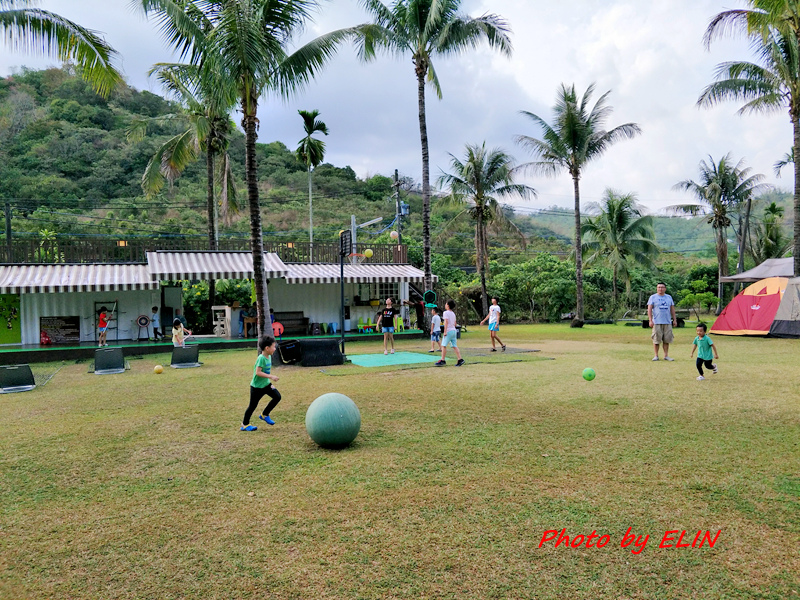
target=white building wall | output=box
[266,279,349,326]
[20,289,160,344]
[264,279,409,331]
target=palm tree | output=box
[749,201,792,263]
[581,190,658,306]
[295,109,328,261]
[1,0,122,97]
[138,0,353,338]
[703,9,800,276]
[354,0,513,295]
[127,62,239,308]
[437,142,536,313]
[516,83,641,323]
[670,154,766,312]
[127,63,239,249]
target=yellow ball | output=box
[154,365,163,374]
[364,249,373,258]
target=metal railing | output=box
[1,237,408,265]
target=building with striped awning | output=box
[0,250,433,347]
[142,252,433,335]
[0,263,162,346]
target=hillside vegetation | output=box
[2,66,783,265]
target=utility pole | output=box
[393,169,402,246]
[4,203,11,263]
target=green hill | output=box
[0,66,791,264]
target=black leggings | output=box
[243,385,281,425]
[696,358,714,376]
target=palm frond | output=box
[1,5,122,97]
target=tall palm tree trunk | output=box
[794,114,800,277]
[572,175,584,322]
[612,266,618,307]
[477,216,488,315]
[243,99,271,338]
[416,60,432,294]
[735,197,752,295]
[308,166,314,262]
[715,227,729,314]
[207,149,217,307]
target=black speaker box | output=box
[300,338,343,367]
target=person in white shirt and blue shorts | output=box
[435,300,464,367]
[480,297,506,352]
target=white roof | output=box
[284,263,436,284]
[0,263,158,293]
[146,251,289,280]
[0,253,432,293]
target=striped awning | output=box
[0,263,159,293]
[284,263,436,284]
[146,251,289,281]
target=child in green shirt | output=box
[690,323,719,381]
[240,336,282,431]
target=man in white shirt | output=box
[429,307,442,353]
[435,300,464,367]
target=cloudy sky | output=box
[1,0,788,214]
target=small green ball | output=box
[582,368,596,381]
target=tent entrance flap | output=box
[769,277,800,338]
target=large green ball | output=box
[582,368,596,381]
[305,393,361,449]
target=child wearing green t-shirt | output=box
[690,323,719,381]
[240,336,282,431]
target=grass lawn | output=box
[1,323,799,599]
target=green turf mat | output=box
[348,351,440,367]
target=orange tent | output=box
[711,277,788,336]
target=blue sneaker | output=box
[259,414,275,425]
[435,360,446,366]
[240,424,257,431]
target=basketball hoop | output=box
[349,253,367,265]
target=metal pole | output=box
[4,202,11,262]
[309,167,314,262]
[340,244,346,357]
[351,214,357,265]
[394,169,402,246]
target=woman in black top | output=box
[376,297,401,355]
